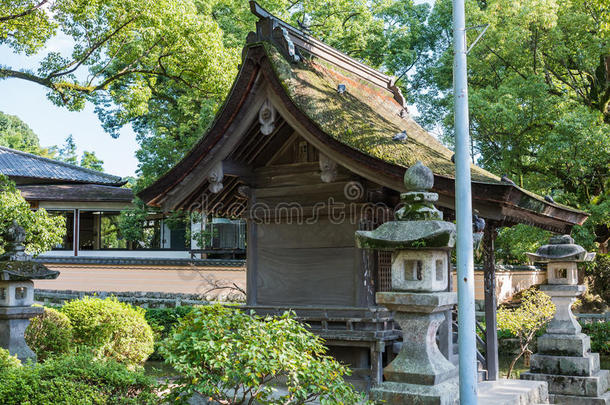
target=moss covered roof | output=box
[264,43,502,184]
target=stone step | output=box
[550,390,610,405]
[477,379,549,405]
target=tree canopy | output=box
[0,111,53,156]
[0,0,431,189]
[52,134,105,171]
[0,113,106,171]
[412,0,610,252]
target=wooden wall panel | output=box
[258,220,358,249]
[256,246,356,306]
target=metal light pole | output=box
[453,0,478,403]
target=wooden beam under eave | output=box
[161,89,269,211]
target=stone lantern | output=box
[520,235,608,404]
[355,161,458,404]
[0,222,59,362]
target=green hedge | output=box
[0,348,20,372]
[0,351,158,404]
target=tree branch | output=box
[484,45,528,80]
[47,14,140,79]
[0,0,48,22]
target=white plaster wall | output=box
[39,250,192,259]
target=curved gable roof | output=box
[139,3,587,233]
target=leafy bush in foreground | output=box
[144,306,194,360]
[61,297,154,366]
[0,351,158,404]
[25,307,74,362]
[161,304,367,405]
[0,348,20,372]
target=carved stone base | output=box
[372,291,458,404]
[370,378,459,405]
[0,306,42,363]
[521,370,609,397]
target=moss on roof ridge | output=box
[264,43,501,184]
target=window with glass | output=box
[76,211,189,251]
[134,218,162,250]
[48,210,74,250]
[79,211,127,250]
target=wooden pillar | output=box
[246,193,258,306]
[483,223,499,381]
[73,209,79,257]
[370,342,384,386]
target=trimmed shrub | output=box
[0,348,20,372]
[25,306,73,362]
[161,304,368,405]
[0,351,158,404]
[61,297,154,366]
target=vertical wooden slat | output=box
[370,343,383,386]
[377,251,392,292]
[483,223,499,381]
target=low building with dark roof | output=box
[0,145,193,259]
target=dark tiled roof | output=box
[0,146,125,186]
[18,184,133,202]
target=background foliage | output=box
[411,0,609,254]
[0,175,65,255]
[497,289,555,377]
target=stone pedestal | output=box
[371,292,459,405]
[522,284,610,404]
[0,306,43,362]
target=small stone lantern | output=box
[356,161,458,405]
[0,222,59,362]
[521,235,608,404]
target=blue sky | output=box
[0,40,139,178]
